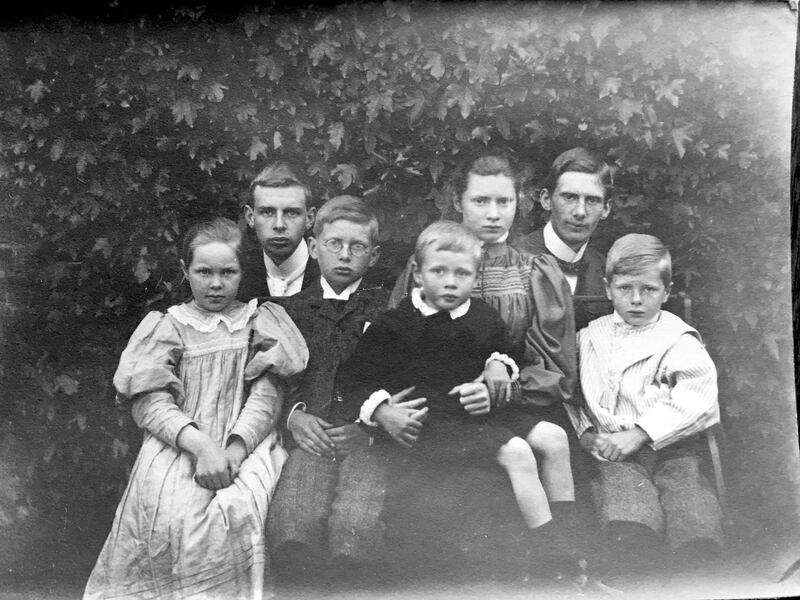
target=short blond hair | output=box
[606,233,671,286]
[414,221,482,268]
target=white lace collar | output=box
[168,298,259,333]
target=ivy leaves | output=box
[0,1,795,555]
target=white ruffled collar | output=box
[168,298,258,333]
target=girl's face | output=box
[181,242,242,313]
[454,173,517,243]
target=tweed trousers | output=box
[267,443,389,562]
[590,437,724,549]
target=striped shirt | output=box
[566,310,719,450]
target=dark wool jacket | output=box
[237,242,320,302]
[514,227,607,331]
[334,296,510,423]
[273,280,390,447]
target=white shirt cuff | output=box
[485,352,520,382]
[359,390,391,426]
[286,402,307,427]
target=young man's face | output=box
[244,185,314,265]
[540,171,610,251]
[605,264,671,327]
[454,173,517,243]
[413,248,478,312]
[308,219,380,294]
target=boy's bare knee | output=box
[496,436,536,470]
[527,422,569,456]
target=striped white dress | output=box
[84,301,308,600]
[566,310,719,450]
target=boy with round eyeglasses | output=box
[267,195,425,595]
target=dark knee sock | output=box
[603,521,663,576]
[527,519,583,578]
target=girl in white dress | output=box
[85,217,308,600]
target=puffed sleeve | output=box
[114,311,194,447]
[230,302,309,452]
[388,254,416,309]
[243,301,309,382]
[516,255,579,408]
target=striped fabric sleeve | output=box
[230,374,282,453]
[635,333,720,450]
[564,403,595,439]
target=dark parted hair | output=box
[247,161,311,208]
[543,148,614,201]
[451,154,520,201]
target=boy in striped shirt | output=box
[565,233,723,584]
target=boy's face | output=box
[540,171,609,252]
[413,248,477,312]
[605,264,671,327]
[308,219,380,294]
[244,185,314,265]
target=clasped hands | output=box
[374,380,490,448]
[579,426,651,462]
[194,437,247,491]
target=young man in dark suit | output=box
[516,148,613,330]
[239,162,319,300]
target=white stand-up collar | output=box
[543,221,588,263]
[320,276,363,300]
[263,239,309,296]
[411,287,471,319]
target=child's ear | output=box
[368,244,381,268]
[180,259,189,280]
[412,261,422,287]
[308,237,319,260]
[663,281,673,303]
[603,277,613,301]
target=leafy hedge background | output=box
[0,0,797,585]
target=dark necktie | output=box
[327,299,348,313]
[555,257,586,275]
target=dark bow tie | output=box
[555,257,585,275]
